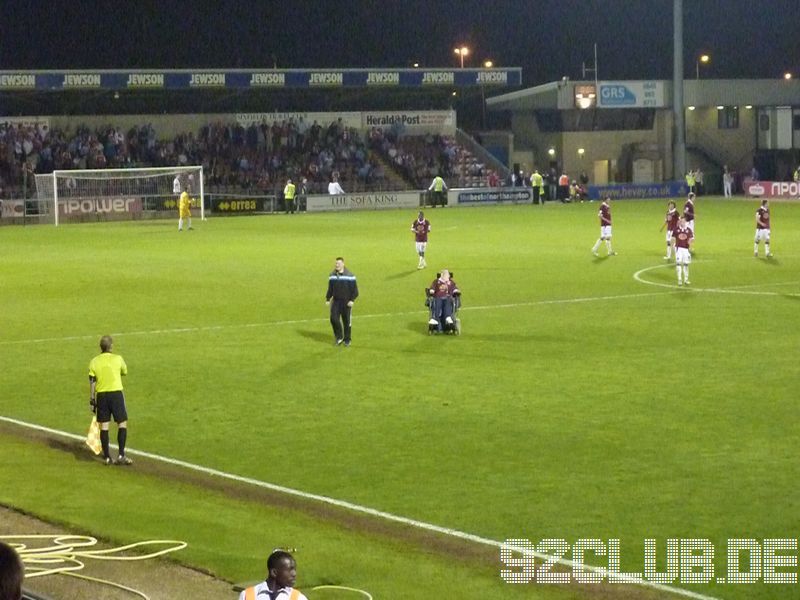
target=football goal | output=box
[35,165,204,225]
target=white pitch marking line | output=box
[633,264,800,297]
[0,291,676,346]
[721,281,800,290]
[0,415,721,600]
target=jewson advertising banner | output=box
[306,192,421,212]
[588,182,688,200]
[0,69,521,90]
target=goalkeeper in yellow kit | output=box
[178,191,193,231]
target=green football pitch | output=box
[1,198,798,599]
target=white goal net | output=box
[34,165,204,225]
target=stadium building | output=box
[486,78,800,192]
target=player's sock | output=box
[754,242,758,255]
[100,430,110,459]
[178,218,183,231]
[117,428,127,456]
[665,243,671,259]
[605,240,613,254]
[188,218,193,229]
[765,243,770,255]
[592,240,601,253]
[676,265,682,283]
[683,266,689,282]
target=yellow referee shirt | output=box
[88,353,127,393]
[179,192,192,218]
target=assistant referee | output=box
[89,335,132,466]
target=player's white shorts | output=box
[686,219,694,233]
[675,247,692,265]
[666,229,676,243]
[600,225,612,239]
[415,242,427,255]
[754,228,770,243]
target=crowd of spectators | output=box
[0,118,389,199]
[369,129,498,189]
[200,117,386,194]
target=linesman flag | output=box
[85,416,102,455]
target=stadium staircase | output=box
[685,130,728,171]
[369,152,413,191]
[455,129,511,182]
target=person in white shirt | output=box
[328,175,345,195]
[723,166,733,198]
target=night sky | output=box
[1,0,797,84]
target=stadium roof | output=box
[487,79,800,111]
[0,68,522,91]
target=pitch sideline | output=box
[0,415,720,600]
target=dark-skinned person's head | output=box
[266,550,297,589]
[0,541,24,600]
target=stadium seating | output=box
[0,119,504,202]
[368,129,493,189]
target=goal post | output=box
[35,165,204,226]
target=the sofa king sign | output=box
[306,191,420,212]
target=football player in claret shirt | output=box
[754,199,773,258]
[660,200,679,260]
[683,192,696,233]
[411,211,431,269]
[672,216,694,286]
[591,196,616,257]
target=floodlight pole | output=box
[673,0,686,181]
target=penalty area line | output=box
[0,415,720,600]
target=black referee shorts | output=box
[96,391,128,423]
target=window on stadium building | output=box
[717,106,739,129]
[535,109,654,132]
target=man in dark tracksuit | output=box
[325,257,359,346]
